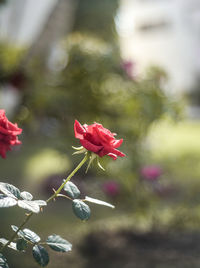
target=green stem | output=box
[46,153,88,203]
[0,213,33,252]
[0,153,88,253]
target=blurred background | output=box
[1,0,200,267]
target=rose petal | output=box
[80,139,103,153]
[111,148,126,157]
[0,110,22,158]
[111,139,123,148]
[101,141,125,158]
[74,120,86,139]
[98,148,109,157]
[95,127,114,143]
[7,120,22,132]
[0,126,18,135]
[107,153,118,160]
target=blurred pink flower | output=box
[102,181,120,197]
[141,165,162,181]
[121,60,135,79]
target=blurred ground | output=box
[78,230,200,268]
[7,226,200,268]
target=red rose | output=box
[0,109,22,158]
[74,120,125,160]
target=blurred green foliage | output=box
[73,0,119,42]
[16,32,180,211]
[0,0,181,218]
[0,42,24,82]
[0,0,183,235]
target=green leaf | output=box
[20,191,33,201]
[0,253,9,268]
[63,181,80,199]
[46,235,72,252]
[0,238,17,251]
[72,199,90,220]
[33,200,47,206]
[11,226,40,243]
[0,238,8,246]
[16,238,28,251]
[0,196,17,208]
[22,229,41,243]
[17,200,40,213]
[0,183,20,199]
[85,196,115,208]
[11,225,25,237]
[32,245,49,267]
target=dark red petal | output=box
[101,141,125,158]
[98,148,109,157]
[0,125,22,135]
[111,139,123,148]
[80,139,103,153]
[74,120,86,139]
[0,126,12,135]
[95,127,113,143]
[111,148,126,157]
[107,153,118,160]
[7,121,22,134]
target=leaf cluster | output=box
[0,182,46,213]
[63,181,114,221]
[0,227,72,267]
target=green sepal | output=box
[86,153,97,173]
[97,158,105,171]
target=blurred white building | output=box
[0,0,58,45]
[0,0,76,115]
[117,0,200,95]
[0,0,76,55]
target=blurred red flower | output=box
[0,110,22,158]
[121,60,136,79]
[102,181,120,197]
[74,120,125,160]
[141,165,162,181]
